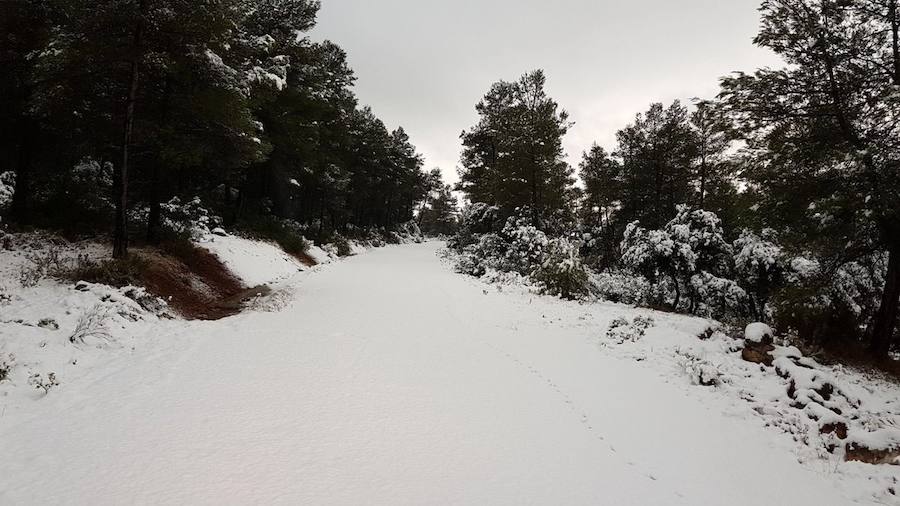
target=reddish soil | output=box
[290,250,318,267]
[135,244,248,320]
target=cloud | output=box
[313,0,781,186]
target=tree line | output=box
[455,0,900,358]
[1,0,454,256]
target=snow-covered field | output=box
[1,241,899,505]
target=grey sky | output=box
[312,0,781,185]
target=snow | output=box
[733,229,783,289]
[306,244,337,264]
[196,233,304,286]
[0,171,14,209]
[248,65,287,91]
[848,429,900,453]
[1,242,899,504]
[0,238,173,424]
[745,322,774,343]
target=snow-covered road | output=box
[0,242,880,505]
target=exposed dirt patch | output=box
[134,244,247,320]
[289,250,318,267]
[2,231,276,321]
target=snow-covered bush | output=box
[18,248,67,287]
[578,224,603,254]
[675,349,723,387]
[454,233,506,277]
[620,223,675,282]
[395,221,424,243]
[28,372,59,394]
[688,272,748,317]
[161,196,222,239]
[830,254,887,321]
[499,216,549,274]
[449,203,501,250]
[0,353,14,382]
[0,171,15,210]
[772,252,887,345]
[330,233,353,257]
[532,238,589,299]
[453,249,485,277]
[590,270,651,305]
[121,287,169,316]
[605,315,655,344]
[733,229,785,319]
[666,205,732,275]
[449,209,588,299]
[621,207,730,284]
[381,229,403,244]
[538,207,578,237]
[621,206,732,311]
[69,304,113,345]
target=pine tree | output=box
[578,144,622,266]
[419,169,459,236]
[615,101,697,230]
[458,70,575,225]
[690,102,744,232]
[41,0,265,255]
[690,102,731,210]
[719,0,900,356]
[580,144,622,228]
[0,0,53,225]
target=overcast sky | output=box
[312,0,781,185]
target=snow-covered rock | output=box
[745,322,774,344]
[846,429,900,465]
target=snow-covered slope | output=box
[197,233,306,287]
[1,242,898,505]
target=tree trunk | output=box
[113,1,146,259]
[868,241,900,358]
[671,272,681,311]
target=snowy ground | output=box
[196,233,309,287]
[1,241,899,505]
